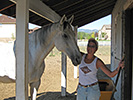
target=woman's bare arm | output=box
[96,58,120,78]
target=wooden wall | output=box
[111,0,126,99]
[111,0,133,99]
[124,9,132,100]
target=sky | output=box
[29,23,41,29]
[0,13,111,30]
[78,14,111,30]
[29,14,111,30]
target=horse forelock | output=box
[63,21,75,36]
[63,21,72,30]
[63,21,68,30]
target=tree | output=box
[87,35,91,40]
[101,32,107,38]
[91,32,95,38]
[11,33,15,40]
[78,32,86,40]
[77,31,96,40]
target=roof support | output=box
[74,26,78,79]
[15,0,29,100]
[10,0,67,97]
[131,7,133,100]
[124,0,133,10]
[131,35,133,100]
[10,0,61,23]
[10,0,68,98]
[61,53,67,96]
[0,3,15,12]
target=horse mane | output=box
[29,23,53,46]
[29,21,74,46]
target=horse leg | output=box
[30,61,45,100]
[30,79,41,100]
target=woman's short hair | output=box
[88,38,98,50]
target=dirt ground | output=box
[0,55,79,100]
[0,46,110,100]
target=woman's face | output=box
[87,42,97,55]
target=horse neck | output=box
[30,23,58,59]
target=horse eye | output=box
[63,34,68,38]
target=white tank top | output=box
[79,54,98,85]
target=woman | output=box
[77,38,124,100]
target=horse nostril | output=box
[75,56,81,64]
[76,58,79,63]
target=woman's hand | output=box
[118,58,125,69]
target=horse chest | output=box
[29,61,45,82]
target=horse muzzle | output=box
[71,55,82,66]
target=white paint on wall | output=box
[0,24,16,38]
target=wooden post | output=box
[74,66,77,78]
[16,0,29,100]
[74,26,78,78]
[61,52,67,96]
[124,9,132,100]
[131,7,133,100]
[132,60,133,100]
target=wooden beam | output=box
[74,26,78,79]
[61,52,67,96]
[74,0,115,18]
[54,0,84,12]
[15,0,29,100]
[61,0,109,16]
[74,7,112,27]
[10,0,61,23]
[0,3,15,12]
[131,42,133,100]
[131,8,133,100]
[124,0,133,10]
[124,9,132,100]
[10,0,68,97]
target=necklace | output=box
[85,55,95,63]
[85,55,93,60]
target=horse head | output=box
[54,15,82,66]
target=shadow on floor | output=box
[4,91,76,100]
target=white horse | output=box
[0,15,82,100]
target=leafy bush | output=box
[11,33,15,40]
[77,32,95,40]
[101,32,107,38]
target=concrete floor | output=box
[4,92,77,100]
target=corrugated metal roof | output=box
[0,0,117,27]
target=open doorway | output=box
[77,15,111,69]
[78,15,111,65]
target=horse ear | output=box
[68,15,74,24]
[60,15,67,25]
